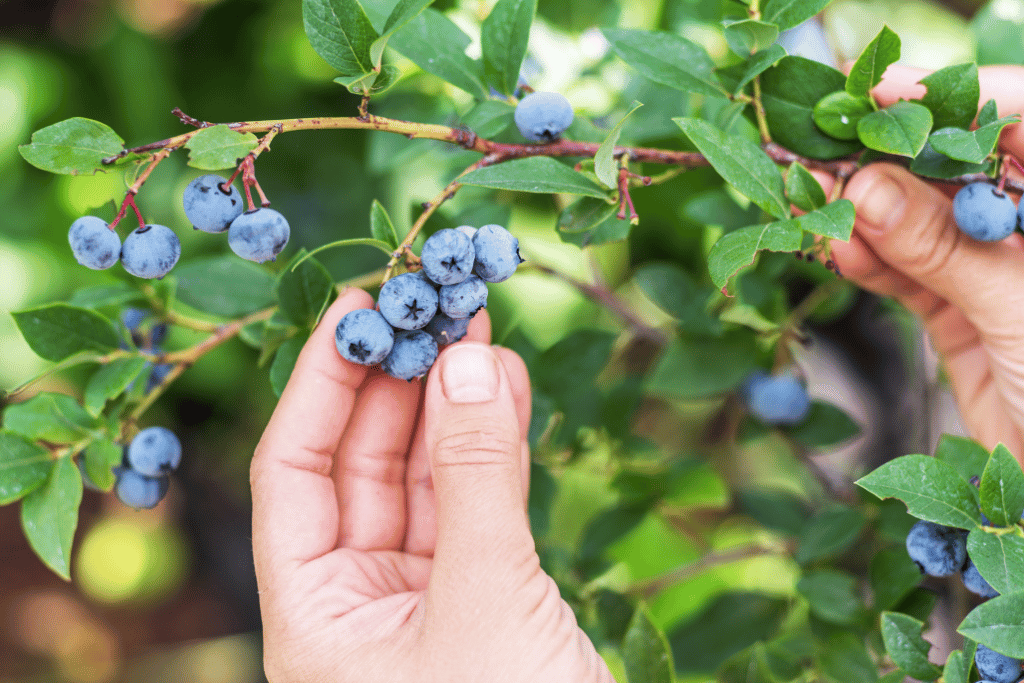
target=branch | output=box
[625,545,779,598]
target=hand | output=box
[250,288,613,682]
[828,65,1024,461]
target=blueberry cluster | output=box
[514,92,574,143]
[741,370,811,425]
[121,307,171,392]
[952,181,1024,242]
[334,224,523,380]
[114,426,181,509]
[66,174,290,278]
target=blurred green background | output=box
[1,0,1021,680]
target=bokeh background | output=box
[1,0,1022,681]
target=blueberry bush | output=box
[5,0,1024,680]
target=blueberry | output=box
[334,308,395,365]
[421,229,475,285]
[962,558,999,598]
[121,307,148,331]
[145,362,173,392]
[382,330,438,381]
[126,426,182,477]
[746,375,810,425]
[183,174,244,233]
[114,467,170,510]
[976,644,1023,683]
[952,182,1017,242]
[514,91,574,142]
[906,520,967,577]
[424,313,472,345]
[740,370,770,403]
[121,224,181,279]
[472,224,523,283]
[68,216,120,270]
[148,323,168,348]
[378,272,439,330]
[228,208,290,263]
[439,274,488,319]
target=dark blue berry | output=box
[382,330,438,381]
[334,309,395,365]
[976,644,1023,683]
[378,273,439,330]
[183,174,244,233]
[114,467,170,510]
[424,313,472,345]
[439,275,487,319]
[121,224,181,279]
[906,520,967,577]
[228,208,290,263]
[746,374,810,425]
[421,229,475,285]
[514,91,574,142]
[953,182,1017,242]
[962,558,999,598]
[472,224,523,283]
[126,426,182,477]
[69,216,120,270]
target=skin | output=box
[252,289,613,682]
[818,64,1024,466]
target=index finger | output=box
[251,287,374,580]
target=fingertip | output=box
[463,308,492,343]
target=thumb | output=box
[423,342,534,603]
[843,163,1024,339]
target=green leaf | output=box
[302,0,378,76]
[481,0,536,96]
[722,44,787,95]
[369,0,434,67]
[855,454,983,529]
[857,102,933,157]
[813,91,874,140]
[935,434,992,482]
[797,570,862,624]
[595,101,643,188]
[334,64,402,95]
[966,528,1024,596]
[277,251,335,328]
[786,400,860,447]
[648,333,760,399]
[633,262,722,336]
[389,9,487,98]
[369,199,399,250]
[83,357,150,416]
[270,334,307,397]
[880,613,941,681]
[978,98,999,127]
[796,504,866,563]
[461,100,516,138]
[459,157,609,198]
[958,592,1024,657]
[622,604,675,683]
[675,117,789,219]
[846,26,900,97]
[4,392,97,443]
[929,115,1020,163]
[0,432,53,505]
[798,199,855,240]
[174,256,277,317]
[68,283,146,310]
[919,63,980,130]
[82,439,122,492]
[910,141,993,180]
[942,650,969,683]
[184,125,258,170]
[723,19,779,57]
[760,56,864,160]
[295,237,395,271]
[761,0,833,31]
[602,28,726,99]
[816,633,878,683]
[18,117,124,175]
[20,456,82,581]
[785,162,827,212]
[556,197,633,247]
[707,220,803,290]
[980,443,1024,527]
[869,546,923,611]
[12,304,120,362]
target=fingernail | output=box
[441,344,499,403]
[856,174,907,235]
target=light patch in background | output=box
[288,23,339,82]
[992,0,1024,22]
[0,243,58,387]
[115,0,203,36]
[59,172,123,217]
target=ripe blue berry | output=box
[183,174,244,233]
[952,182,1017,242]
[228,208,290,263]
[335,308,395,365]
[126,426,182,477]
[421,229,475,285]
[114,467,170,510]
[424,313,472,345]
[382,330,438,381]
[472,224,523,283]
[121,224,181,279]
[69,216,121,270]
[962,558,999,598]
[378,273,439,330]
[746,374,810,425]
[906,520,967,577]
[145,362,173,392]
[439,275,488,319]
[975,644,1023,683]
[121,307,148,331]
[514,91,574,142]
